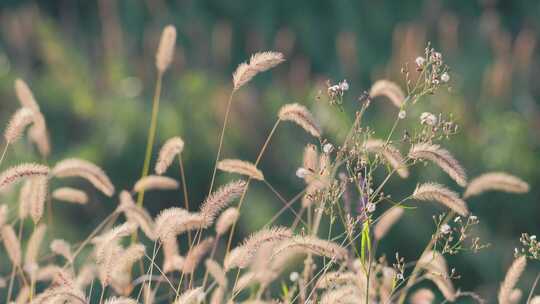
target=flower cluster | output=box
[326,79,349,105]
[433,214,489,255]
[515,233,540,260]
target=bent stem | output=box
[136,71,164,208]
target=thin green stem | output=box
[136,71,163,208]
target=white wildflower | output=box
[441,72,450,83]
[323,143,334,154]
[440,224,451,234]
[420,112,437,126]
[289,271,299,282]
[398,110,406,119]
[296,168,309,179]
[415,56,425,67]
[339,80,349,91]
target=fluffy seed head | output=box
[200,180,246,224]
[413,183,469,216]
[1,225,21,266]
[174,287,204,304]
[50,239,73,262]
[104,297,138,304]
[278,103,321,137]
[155,25,177,73]
[118,190,156,240]
[4,107,35,143]
[410,289,435,304]
[232,51,284,90]
[273,235,348,262]
[18,179,32,219]
[155,136,184,175]
[28,112,51,158]
[0,163,49,191]
[155,208,205,241]
[225,226,292,270]
[205,259,227,287]
[498,256,527,304]
[29,176,48,224]
[215,207,239,235]
[374,207,404,240]
[369,79,405,108]
[464,172,529,198]
[15,79,40,111]
[365,139,409,178]
[409,143,467,187]
[52,187,88,204]
[217,159,264,180]
[132,175,179,193]
[52,158,115,197]
[24,223,47,276]
[183,238,214,274]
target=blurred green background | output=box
[0,0,539,302]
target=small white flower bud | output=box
[296,168,309,179]
[398,110,406,119]
[323,143,334,153]
[415,56,425,67]
[289,271,299,282]
[420,112,437,126]
[440,224,451,234]
[441,72,450,83]
[339,80,349,91]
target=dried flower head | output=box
[24,223,47,277]
[4,107,35,143]
[52,158,115,197]
[233,51,284,90]
[413,183,469,216]
[155,25,177,73]
[183,238,214,274]
[464,172,529,198]
[0,163,49,191]
[200,180,246,224]
[217,159,264,180]
[365,139,409,178]
[133,175,179,193]
[15,79,40,111]
[52,187,88,204]
[29,176,48,224]
[215,207,239,235]
[498,256,527,304]
[369,80,405,108]
[278,103,321,137]
[409,143,467,187]
[1,225,21,266]
[374,207,404,240]
[155,136,184,175]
